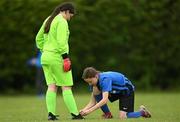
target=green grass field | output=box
[0,92,180,122]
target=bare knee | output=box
[48,84,57,92]
[61,86,72,91]
[119,111,127,119]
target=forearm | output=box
[89,99,107,112]
[82,101,96,111]
[88,92,109,113]
[82,93,96,111]
[36,21,45,51]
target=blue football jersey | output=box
[97,72,134,94]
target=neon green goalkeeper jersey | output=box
[36,14,70,55]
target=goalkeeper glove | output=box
[62,53,71,72]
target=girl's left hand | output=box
[81,109,91,116]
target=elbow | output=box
[92,102,96,107]
[35,35,40,42]
[89,101,96,107]
[92,100,97,106]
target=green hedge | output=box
[0,0,179,91]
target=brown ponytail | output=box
[44,2,75,33]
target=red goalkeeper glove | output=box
[62,53,71,72]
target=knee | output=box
[119,111,127,119]
[48,84,57,92]
[61,86,72,91]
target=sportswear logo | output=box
[123,107,127,110]
[112,90,116,94]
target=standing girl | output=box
[36,2,83,120]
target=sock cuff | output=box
[62,89,73,95]
[47,91,56,95]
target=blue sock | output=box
[95,94,110,113]
[127,111,142,118]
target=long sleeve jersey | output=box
[36,14,70,55]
